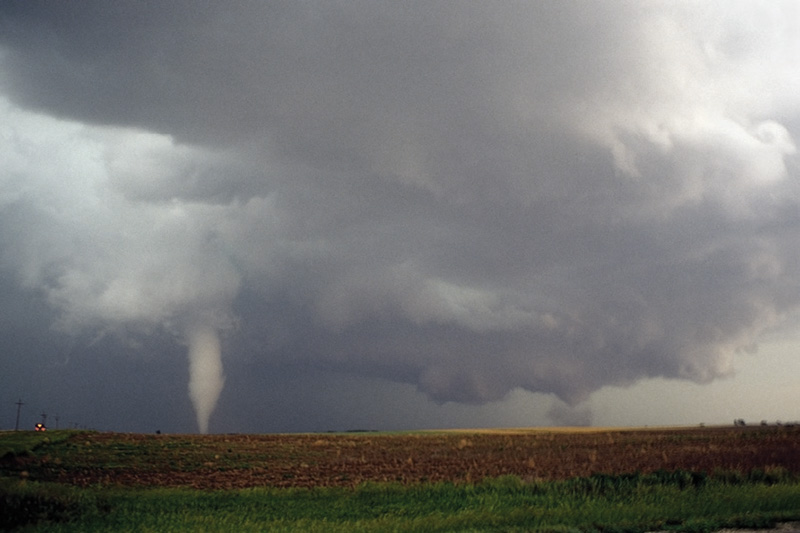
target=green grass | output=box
[3,471,800,532]
[0,430,79,460]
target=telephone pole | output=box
[14,399,24,431]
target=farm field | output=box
[4,425,799,489]
[2,425,800,532]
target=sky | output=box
[1,1,799,434]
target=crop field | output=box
[2,425,800,532]
[4,425,799,489]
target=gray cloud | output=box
[547,402,593,427]
[1,2,799,431]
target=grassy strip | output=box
[0,431,80,460]
[2,472,799,532]
[0,477,105,530]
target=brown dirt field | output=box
[5,425,800,490]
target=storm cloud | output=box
[1,2,799,431]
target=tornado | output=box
[186,324,225,434]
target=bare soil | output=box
[6,425,800,490]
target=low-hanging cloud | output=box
[1,2,799,430]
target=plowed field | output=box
[6,425,800,490]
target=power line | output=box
[14,398,24,431]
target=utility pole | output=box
[40,412,47,426]
[14,399,24,431]
[55,414,59,430]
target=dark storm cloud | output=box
[1,2,799,430]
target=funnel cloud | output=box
[1,2,799,432]
[186,325,225,434]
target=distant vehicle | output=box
[34,423,46,431]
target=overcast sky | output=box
[1,1,799,433]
